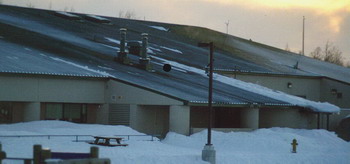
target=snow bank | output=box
[151,55,340,113]
[163,128,350,164]
[1,121,348,164]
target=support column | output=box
[169,105,190,135]
[240,108,259,129]
[95,104,109,124]
[23,102,40,122]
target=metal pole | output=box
[326,113,330,130]
[207,42,214,145]
[317,113,320,129]
[302,16,305,55]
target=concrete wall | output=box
[130,105,169,136]
[233,74,321,101]
[169,106,190,135]
[95,104,109,124]
[320,79,350,108]
[23,102,40,122]
[259,109,316,129]
[0,75,105,103]
[240,108,259,129]
[106,80,183,106]
[320,79,350,130]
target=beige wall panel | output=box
[234,75,321,101]
[241,108,259,129]
[38,78,105,103]
[107,80,183,106]
[320,79,350,108]
[169,105,190,135]
[130,105,169,136]
[0,76,39,101]
[0,75,105,103]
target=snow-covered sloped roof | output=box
[0,5,340,113]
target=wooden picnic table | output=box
[91,136,128,147]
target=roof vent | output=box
[116,28,130,64]
[127,41,141,55]
[139,33,152,71]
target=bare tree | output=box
[26,2,35,8]
[323,41,343,66]
[118,10,137,19]
[310,47,323,60]
[346,61,350,68]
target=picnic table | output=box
[90,136,128,147]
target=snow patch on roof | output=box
[98,65,114,71]
[149,47,162,52]
[6,56,19,60]
[86,15,109,21]
[55,11,80,18]
[100,43,120,51]
[160,46,183,54]
[152,55,340,113]
[50,57,113,77]
[105,37,120,45]
[149,26,168,31]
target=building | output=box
[0,5,345,137]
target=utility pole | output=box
[225,20,230,34]
[302,16,305,55]
[198,42,216,164]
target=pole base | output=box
[202,144,216,164]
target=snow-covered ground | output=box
[0,121,349,164]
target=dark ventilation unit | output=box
[84,15,111,24]
[127,41,141,56]
[54,11,82,21]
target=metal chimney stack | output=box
[116,28,130,64]
[139,33,152,71]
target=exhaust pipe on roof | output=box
[139,33,152,71]
[116,28,130,64]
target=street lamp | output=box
[198,42,216,164]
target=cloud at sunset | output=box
[202,0,349,33]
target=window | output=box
[45,103,87,123]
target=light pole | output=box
[198,42,216,164]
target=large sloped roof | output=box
[0,5,340,113]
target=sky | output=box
[2,0,350,63]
